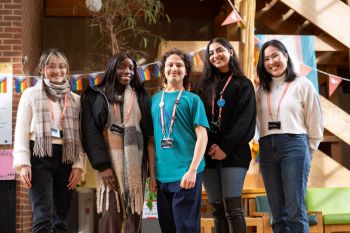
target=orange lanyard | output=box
[267,82,290,120]
[48,93,68,124]
[113,91,134,125]
[160,88,184,138]
[211,75,232,122]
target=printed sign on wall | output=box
[0,63,13,144]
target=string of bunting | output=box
[7,45,348,96]
[8,47,207,94]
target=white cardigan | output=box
[13,87,86,173]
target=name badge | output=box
[209,121,220,134]
[110,124,125,135]
[161,138,173,149]
[51,127,62,138]
[268,121,281,130]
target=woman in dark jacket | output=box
[197,38,256,233]
[80,52,152,233]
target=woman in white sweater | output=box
[256,40,323,233]
[13,49,85,233]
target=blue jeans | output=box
[259,134,310,233]
[29,141,73,233]
[203,164,247,202]
[156,172,203,233]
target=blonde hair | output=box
[36,48,70,78]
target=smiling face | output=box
[263,45,288,78]
[208,42,233,73]
[42,55,68,84]
[164,54,186,87]
[116,58,134,86]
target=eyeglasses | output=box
[45,64,67,71]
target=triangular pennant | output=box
[328,75,342,97]
[254,36,260,46]
[221,8,243,26]
[14,76,28,93]
[299,63,313,77]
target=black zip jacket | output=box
[80,85,153,171]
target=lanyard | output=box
[113,91,135,126]
[160,88,184,138]
[267,82,290,120]
[211,75,232,122]
[48,93,68,124]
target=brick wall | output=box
[0,0,43,232]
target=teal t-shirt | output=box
[151,90,209,183]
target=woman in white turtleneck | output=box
[256,40,323,233]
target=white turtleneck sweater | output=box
[256,76,323,154]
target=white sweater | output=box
[13,87,86,173]
[256,76,324,154]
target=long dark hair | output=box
[159,48,192,90]
[97,52,144,103]
[197,37,244,107]
[257,39,297,92]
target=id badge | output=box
[51,127,62,138]
[268,121,281,130]
[209,121,220,134]
[161,138,173,149]
[110,124,125,135]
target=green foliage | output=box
[145,178,156,211]
[88,0,170,57]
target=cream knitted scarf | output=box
[96,85,144,216]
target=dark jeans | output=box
[259,134,310,233]
[156,172,203,233]
[29,141,73,233]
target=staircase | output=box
[255,0,350,185]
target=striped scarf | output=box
[32,79,80,163]
[96,85,144,216]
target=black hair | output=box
[97,52,144,103]
[159,48,192,90]
[197,37,244,107]
[256,39,297,92]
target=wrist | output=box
[188,167,197,173]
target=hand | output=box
[149,176,157,193]
[20,165,32,189]
[208,144,227,160]
[180,169,197,189]
[67,168,83,190]
[100,168,118,191]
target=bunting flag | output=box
[328,75,342,97]
[88,72,103,87]
[299,63,313,77]
[191,52,202,66]
[14,76,28,93]
[221,8,243,26]
[138,66,151,81]
[0,76,7,93]
[31,76,39,87]
[153,63,160,78]
[70,74,83,91]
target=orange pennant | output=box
[221,9,243,26]
[328,75,342,97]
[299,63,313,77]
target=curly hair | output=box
[159,48,192,90]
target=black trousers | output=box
[29,141,73,233]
